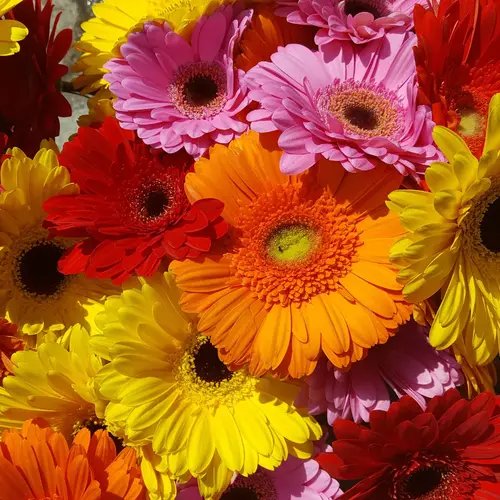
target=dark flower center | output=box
[405,467,442,497]
[184,75,219,106]
[194,341,233,383]
[343,0,387,18]
[480,197,500,252]
[17,242,67,296]
[83,417,125,454]
[344,104,379,130]
[221,487,260,500]
[145,189,170,218]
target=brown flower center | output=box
[144,189,170,218]
[343,0,388,19]
[344,104,379,130]
[184,75,219,107]
[193,340,233,383]
[480,196,500,253]
[221,470,277,500]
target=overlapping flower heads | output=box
[1,0,500,498]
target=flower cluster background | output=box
[1,0,500,499]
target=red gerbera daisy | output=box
[414,0,500,157]
[0,319,24,383]
[0,0,71,156]
[317,388,500,499]
[43,117,228,285]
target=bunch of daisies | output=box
[1,0,500,498]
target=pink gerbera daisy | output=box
[245,30,439,177]
[178,445,342,500]
[275,0,425,48]
[296,321,464,425]
[104,5,252,158]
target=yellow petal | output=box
[187,409,215,475]
[432,126,473,164]
[434,189,462,220]
[483,93,500,154]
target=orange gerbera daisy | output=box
[0,318,24,382]
[0,418,145,500]
[171,132,411,378]
[234,3,315,72]
[414,0,500,157]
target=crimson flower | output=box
[0,0,71,156]
[43,117,228,285]
[317,389,500,499]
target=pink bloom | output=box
[245,30,440,177]
[296,321,464,426]
[275,0,425,48]
[104,5,252,159]
[178,445,342,500]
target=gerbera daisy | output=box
[178,447,343,499]
[104,4,251,158]
[234,3,315,72]
[73,0,225,94]
[0,0,27,56]
[414,0,500,158]
[297,320,463,425]
[171,132,411,378]
[388,93,500,366]
[0,418,145,500]
[93,271,322,496]
[43,117,228,285]
[0,325,107,439]
[317,389,500,499]
[0,318,24,382]
[0,0,71,156]
[276,0,424,49]
[245,30,439,177]
[0,147,117,335]
[77,87,115,128]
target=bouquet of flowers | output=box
[1,0,500,498]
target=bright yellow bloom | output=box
[77,88,116,127]
[0,148,117,336]
[388,93,500,366]
[73,0,229,94]
[0,0,27,56]
[93,272,322,497]
[0,325,107,438]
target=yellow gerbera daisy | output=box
[0,325,107,438]
[0,0,27,56]
[92,272,322,496]
[73,0,229,94]
[388,93,500,366]
[77,87,116,127]
[0,147,117,336]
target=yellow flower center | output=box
[266,223,319,264]
[457,109,484,138]
[175,336,257,407]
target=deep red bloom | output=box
[0,319,24,383]
[317,389,500,499]
[0,0,72,156]
[414,0,500,157]
[43,117,229,285]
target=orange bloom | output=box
[0,418,145,500]
[414,0,500,157]
[234,4,315,72]
[171,132,411,378]
[0,318,24,382]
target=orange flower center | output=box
[229,182,361,307]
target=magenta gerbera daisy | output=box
[245,30,439,177]
[43,117,228,285]
[296,321,464,426]
[104,4,252,159]
[275,0,425,48]
[178,444,342,500]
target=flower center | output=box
[392,454,480,500]
[144,189,170,218]
[479,196,500,253]
[457,109,484,139]
[230,185,361,307]
[175,335,257,407]
[317,80,404,140]
[15,241,68,297]
[222,470,277,500]
[343,0,388,18]
[193,340,233,383]
[266,223,319,264]
[170,61,227,119]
